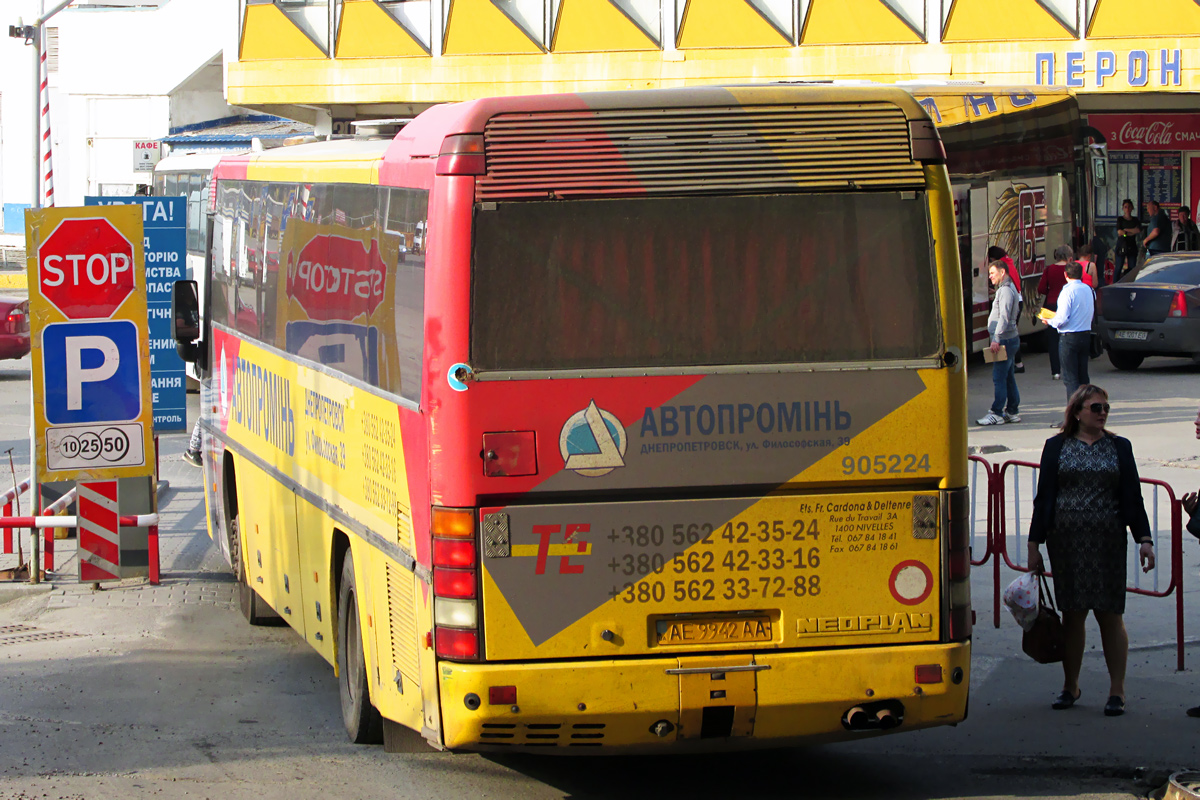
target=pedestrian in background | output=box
[1046,261,1095,401]
[1075,243,1098,287]
[1144,199,1171,262]
[1027,385,1154,716]
[1180,404,1200,718]
[1172,206,1200,252]
[1038,244,1074,380]
[1090,233,1111,285]
[988,245,1025,373]
[977,261,1021,426]
[1114,200,1141,281]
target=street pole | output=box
[30,11,40,210]
[10,0,75,211]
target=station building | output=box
[228,0,1200,237]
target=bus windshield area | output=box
[470,191,942,372]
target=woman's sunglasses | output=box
[1087,402,1111,414]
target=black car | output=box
[1096,253,1200,370]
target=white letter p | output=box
[65,335,120,411]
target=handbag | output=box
[1022,572,1065,664]
[1089,331,1104,359]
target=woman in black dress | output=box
[1027,385,1154,716]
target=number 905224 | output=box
[842,454,930,475]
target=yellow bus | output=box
[173,84,971,753]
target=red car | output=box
[0,296,31,360]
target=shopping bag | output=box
[1002,571,1039,631]
[1022,572,1065,664]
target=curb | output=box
[0,582,53,606]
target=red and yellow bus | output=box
[175,84,972,753]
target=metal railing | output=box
[969,458,1188,670]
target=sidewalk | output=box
[848,349,1200,768]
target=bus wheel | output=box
[338,551,383,744]
[230,516,278,626]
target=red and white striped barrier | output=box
[1,478,32,555]
[39,28,54,207]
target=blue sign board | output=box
[43,320,143,425]
[85,196,187,432]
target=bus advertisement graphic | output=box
[278,219,400,389]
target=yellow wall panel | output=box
[1090,0,1200,37]
[240,2,327,61]
[227,38,1200,107]
[943,0,1073,41]
[803,0,921,44]
[677,0,791,48]
[443,0,543,54]
[553,0,658,52]
[337,0,429,57]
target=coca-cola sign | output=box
[1089,114,1200,151]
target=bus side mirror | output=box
[172,279,201,363]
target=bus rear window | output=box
[470,192,941,371]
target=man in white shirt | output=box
[1047,261,1095,401]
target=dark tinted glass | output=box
[471,192,941,371]
[212,179,428,402]
[1133,259,1200,285]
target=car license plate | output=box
[655,614,773,646]
[1114,330,1149,341]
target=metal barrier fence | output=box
[968,457,1186,670]
[0,478,32,554]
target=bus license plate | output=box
[1114,330,1148,340]
[655,615,773,646]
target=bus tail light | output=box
[489,686,517,705]
[914,664,943,684]
[435,627,479,660]
[432,505,481,660]
[433,537,476,567]
[945,488,972,642]
[436,134,486,176]
[434,567,477,599]
[1169,290,1188,318]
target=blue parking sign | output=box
[43,320,143,425]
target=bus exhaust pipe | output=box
[844,706,870,729]
[842,700,905,732]
[874,708,900,730]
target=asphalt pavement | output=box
[1,349,1200,799]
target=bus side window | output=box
[384,187,428,404]
[188,173,204,254]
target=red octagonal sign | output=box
[38,217,136,319]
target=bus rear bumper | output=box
[436,641,970,752]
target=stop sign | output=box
[38,217,136,319]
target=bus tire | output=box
[338,550,384,744]
[230,516,279,626]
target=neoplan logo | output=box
[559,400,626,477]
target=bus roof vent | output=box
[477,103,926,200]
